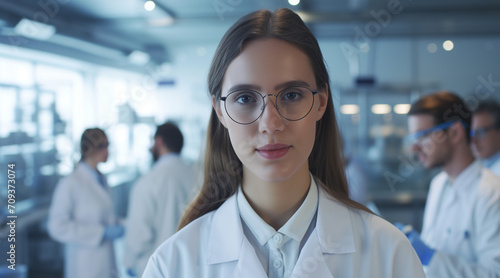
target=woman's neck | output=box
[241,165,310,230]
[84,158,99,171]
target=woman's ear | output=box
[315,83,329,121]
[212,95,227,128]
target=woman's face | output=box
[93,137,109,163]
[215,38,328,183]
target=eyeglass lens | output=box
[223,87,315,124]
[471,126,494,138]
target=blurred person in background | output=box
[471,101,500,176]
[401,91,500,277]
[123,122,195,277]
[345,154,381,216]
[48,128,124,278]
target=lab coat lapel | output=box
[290,186,356,278]
[206,194,267,278]
[290,229,335,278]
[229,238,268,278]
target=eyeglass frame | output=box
[470,125,500,139]
[219,86,319,125]
[407,120,464,145]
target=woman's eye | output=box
[235,94,256,104]
[282,91,302,101]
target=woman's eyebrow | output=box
[227,84,261,92]
[227,80,311,93]
[274,80,310,90]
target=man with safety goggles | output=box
[471,101,500,176]
[398,91,500,278]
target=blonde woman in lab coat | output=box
[48,128,124,278]
[143,8,425,278]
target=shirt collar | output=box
[482,150,500,168]
[80,161,99,178]
[237,173,318,246]
[447,159,482,191]
[157,153,178,163]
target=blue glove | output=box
[127,268,137,277]
[406,229,435,266]
[394,222,406,231]
[394,223,435,266]
[103,225,125,240]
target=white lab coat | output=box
[124,154,195,276]
[489,159,500,177]
[421,160,500,277]
[47,162,118,278]
[143,184,425,278]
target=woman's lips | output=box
[256,144,291,160]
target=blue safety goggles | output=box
[407,121,466,145]
[470,125,500,139]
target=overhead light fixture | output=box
[14,18,56,41]
[289,0,300,5]
[148,17,174,27]
[427,43,437,53]
[340,104,360,115]
[394,104,411,114]
[443,40,454,51]
[128,50,150,65]
[360,42,370,53]
[295,11,312,22]
[371,104,391,114]
[144,0,156,11]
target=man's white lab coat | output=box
[124,154,195,276]
[421,160,500,277]
[489,159,500,177]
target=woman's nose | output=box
[258,97,285,134]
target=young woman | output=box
[48,128,124,278]
[143,8,425,277]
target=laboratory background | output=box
[1,0,500,277]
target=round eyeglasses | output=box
[219,86,318,125]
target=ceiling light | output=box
[144,0,156,11]
[394,104,411,114]
[360,42,370,53]
[443,40,454,51]
[340,104,360,114]
[289,0,300,6]
[148,17,174,27]
[128,50,150,65]
[14,18,56,41]
[371,104,391,114]
[427,43,437,53]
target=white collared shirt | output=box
[237,174,318,278]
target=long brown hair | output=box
[179,8,371,229]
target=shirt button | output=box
[273,234,282,243]
[273,259,283,268]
